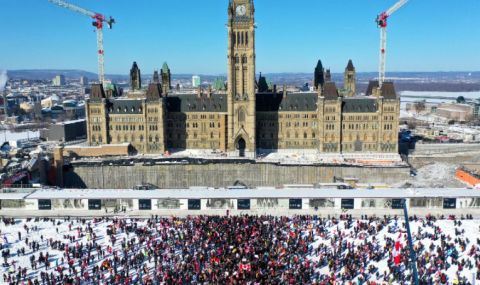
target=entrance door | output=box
[236,138,246,157]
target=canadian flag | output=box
[393,233,402,266]
[239,263,251,271]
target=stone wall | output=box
[409,143,480,168]
[64,162,410,189]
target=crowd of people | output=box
[0,214,479,284]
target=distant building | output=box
[192,75,201,88]
[40,119,87,142]
[436,103,474,122]
[52,75,66,86]
[80,76,88,86]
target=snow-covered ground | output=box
[400,91,480,100]
[1,216,479,284]
[403,162,465,188]
[0,129,39,145]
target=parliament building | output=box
[86,0,400,157]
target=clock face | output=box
[236,5,246,16]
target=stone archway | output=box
[236,137,246,157]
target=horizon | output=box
[4,69,480,78]
[0,0,479,74]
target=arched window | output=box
[312,132,316,139]
[149,136,152,142]
[304,132,307,139]
[245,32,248,45]
[238,108,245,123]
[140,135,144,142]
[155,135,159,142]
[240,32,244,45]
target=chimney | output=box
[207,85,213,98]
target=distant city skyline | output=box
[0,0,479,75]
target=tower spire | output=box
[130,61,141,90]
[314,60,325,90]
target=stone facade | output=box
[85,0,400,156]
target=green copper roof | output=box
[162,62,169,73]
[213,77,226,91]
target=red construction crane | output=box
[48,0,115,84]
[376,0,408,88]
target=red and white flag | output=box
[239,263,251,271]
[393,233,402,266]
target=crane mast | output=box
[376,0,408,88]
[48,0,114,84]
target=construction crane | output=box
[376,0,408,88]
[48,0,115,84]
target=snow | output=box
[400,91,480,99]
[0,129,39,145]
[401,162,466,188]
[306,218,480,283]
[1,217,480,283]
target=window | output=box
[139,199,152,210]
[237,199,251,210]
[443,198,456,209]
[188,199,201,210]
[341,199,354,209]
[238,109,245,123]
[38,199,52,210]
[88,199,102,210]
[289,199,302,210]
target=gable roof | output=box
[146,83,163,101]
[323,82,339,100]
[366,80,397,99]
[90,84,106,101]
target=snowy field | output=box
[399,90,480,111]
[400,91,480,100]
[0,129,39,145]
[1,216,479,284]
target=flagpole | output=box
[403,198,419,285]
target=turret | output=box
[344,59,356,96]
[314,60,325,90]
[161,62,171,95]
[130,61,141,90]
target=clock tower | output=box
[227,0,256,157]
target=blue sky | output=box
[0,0,479,75]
